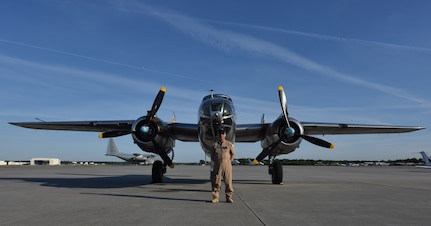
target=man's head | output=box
[218,128,226,141]
[219,128,226,134]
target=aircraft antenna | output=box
[210,89,215,98]
[35,117,46,123]
[171,112,176,123]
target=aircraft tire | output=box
[152,160,164,183]
[271,160,283,184]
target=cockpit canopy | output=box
[199,94,235,117]
[201,94,232,102]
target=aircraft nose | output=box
[214,112,223,123]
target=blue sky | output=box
[1,0,431,162]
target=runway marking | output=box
[235,191,266,226]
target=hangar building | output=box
[30,158,61,165]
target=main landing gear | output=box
[152,160,166,183]
[151,149,174,183]
[268,156,283,184]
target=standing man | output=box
[211,128,235,203]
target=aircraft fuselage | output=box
[197,93,236,156]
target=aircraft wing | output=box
[9,120,423,142]
[9,120,199,142]
[9,120,134,132]
[235,123,268,142]
[167,122,199,142]
[235,122,424,142]
[301,122,425,135]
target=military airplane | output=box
[106,138,155,165]
[417,151,431,168]
[9,86,425,184]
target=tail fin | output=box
[106,138,120,156]
[419,151,431,166]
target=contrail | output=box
[204,20,431,53]
[123,2,431,107]
[0,38,206,82]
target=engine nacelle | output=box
[262,116,304,156]
[131,116,175,154]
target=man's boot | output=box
[226,197,234,203]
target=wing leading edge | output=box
[9,120,134,132]
[301,122,425,135]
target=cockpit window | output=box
[200,99,235,117]
[201,102,211,116]
[211,102,223,112]
[202,94,232,102]
[223,102,232,116]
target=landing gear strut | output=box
[151,149,174,183]
[268,156,283,184]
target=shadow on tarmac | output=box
[80,192,212,203]
[0,175,210,189]
[233,179,272,185]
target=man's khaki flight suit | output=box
[211,140,235,202]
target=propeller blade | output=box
[301,135,334,149]
[147,87,166,122]
[278,86,290,128]
[253,140,282,164]
[278,86,295,136]
[98,131,131,138]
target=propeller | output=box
[98,87,166,139]
[147,87,166,123]
[253,140,281,165]
[99,87,173,169]
[98,131,131,138]
[253,86,334,164]
[278,86,334,149]
[279,86,291,130]
[301,135,334,149]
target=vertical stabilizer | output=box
[106,138,120,156]
[419,151,431,166]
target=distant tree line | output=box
[208,158,424,166]
[263,158,423,166]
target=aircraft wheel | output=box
[271,160,283,184]
[152,160,164,183]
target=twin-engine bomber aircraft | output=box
[9,86,425,184]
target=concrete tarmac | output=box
[1,165,430,226]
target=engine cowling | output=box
[131,116,175,154]
[262,116,304,156]
[132,116,158,143]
